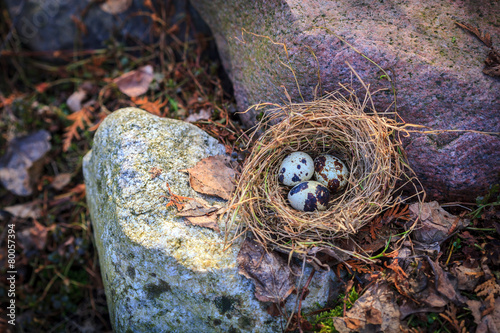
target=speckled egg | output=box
[278,152,314,186]
[287,181,330,212]
[314,155,349,193]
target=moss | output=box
[238,315,254,329]
[214,295,240,314]
[126,266,136,279]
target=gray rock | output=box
[190,0,500,202]
[83,107,331,332]
[6,0,209,52]
[0,130,51,196]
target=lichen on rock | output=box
[83,108,330,332]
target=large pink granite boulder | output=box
[191,0,500,201]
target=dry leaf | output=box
[3,201,42,219]
[427,258,467,305]
[451,264,483,292]
[66,88,87,112]
[0,130,51,196]
[184,214,220,232]
[454,21,500,77]
[100,0,133,14]
[176,198,220,232]
[237,238,296,303]
[483,48,500,77]
[114,65,154,97]
[176,199,219,217]
[344,318,362,330]
[180,155,235,200]
[410,201,469,244]
[337,283,403,333]
[132,96,167,116]
[185,109,212,123]
[62,105,93,152]
[18,220,49,251]
[467,298,500,333]
[51,173,72,190]
[399,300,443,319]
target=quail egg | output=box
[314,155,349,193]
[287,181,330,212]
[278,152,314,186]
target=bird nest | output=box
[226,91,421,259]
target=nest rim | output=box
[227,91,421,257]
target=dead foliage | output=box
[180,155,236,200]
[113,65,154,98]
[237,238,296,303]
[455,21,500,77]
[62,105,94,152]
[160,181,224,232]
[160,182,194,211]
[132,96,168,117]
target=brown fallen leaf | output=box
[176,198,221,232]
[427,257,467,305]
[100,0,133,14]
[176,199,219,217]
[467,298,500,333]
[344,317,362,330]
[483,48,500,77]
[185,109,212,123]
[50,173,72,190]
[184,214,220,233]
[336,282,404,333]
[451,264,483,292]
[66,88,87,112]
[237,238,296,303]
[3,201,42,219]
[180,155,235,200]
[113,65,154,97]
[399,300,443,319]
[454,21,500,77]
[410,201,469,245]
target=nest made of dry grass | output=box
[226,90,421,258]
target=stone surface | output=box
[190,0,500,201]
[83,107,331,332]
[0,130,51,196]
[6,0,209,52]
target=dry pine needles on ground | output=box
[226,90,422,261]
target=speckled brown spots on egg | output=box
[288,181,330,211]
[314,156,326,171]
[313,155,349,194]
[278,152,314,186]
[327,179,340,193]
